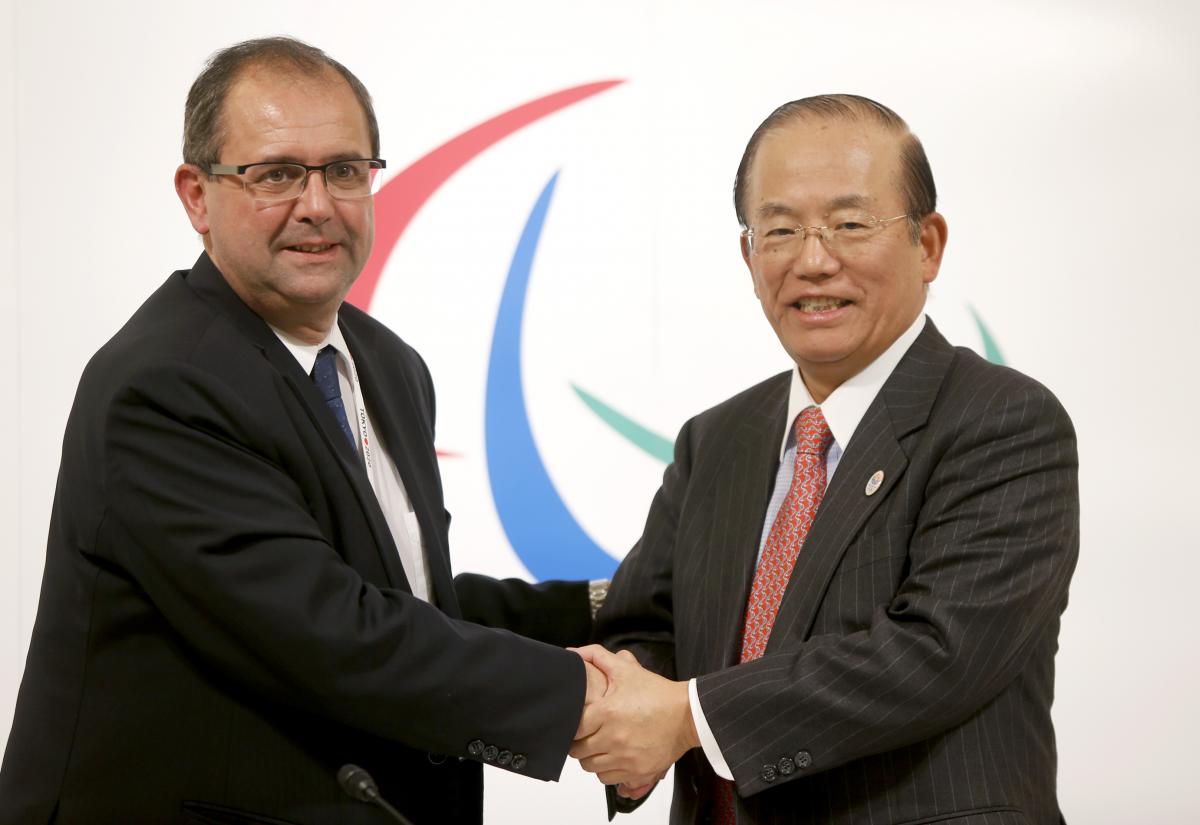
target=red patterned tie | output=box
[710,405,833,824]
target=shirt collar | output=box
[270,316,350,375]
[780,313,927,461]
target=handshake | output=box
[568,646,701,800]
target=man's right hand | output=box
[569,645,697,787]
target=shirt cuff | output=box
[688,678,733,780]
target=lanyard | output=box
[340,349,375,474]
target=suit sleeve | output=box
[453,573,592,647]
[100,360,585,781]
[696,381,1080,797]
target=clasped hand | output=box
[571,645,699,799]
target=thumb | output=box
[568,644,608,664]
[578,645,624,679]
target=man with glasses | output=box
[571,95,1078,824]
[0,37,602,825]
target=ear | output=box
[740,232,761,298]
[175,164,211,237]
[917,212,948,286]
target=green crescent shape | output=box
[571,384,674,464]
[967,305,1006,365]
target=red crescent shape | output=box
[347,79,625,310]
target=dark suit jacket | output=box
[598,321,1079,825]
[0,253,590,825]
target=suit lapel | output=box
[340,319,460,616]
[765,322,957,650]
[185,253,410,591]
[703,375,790,672]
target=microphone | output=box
[337,763,415,825]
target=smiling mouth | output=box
[287,243,337,253]
[794,297,851,312]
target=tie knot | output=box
[315,344,338,368]
[794,406,833,456]
[311,345,342,403]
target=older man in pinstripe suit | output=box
[570,95,1078,825]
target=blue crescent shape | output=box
[484,172,619,581]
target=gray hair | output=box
[733,94,935,242]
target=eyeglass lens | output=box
[244,162,381,200]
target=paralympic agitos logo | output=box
[349,81,634,582]
[348,81,1005,583]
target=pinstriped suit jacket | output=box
[597,321,1078,825]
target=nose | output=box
[291,170,335,224]
[789,228,840,280]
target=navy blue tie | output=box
[311,345,358,451]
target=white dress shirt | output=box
[689,314,928,779]
[272,320,433,603]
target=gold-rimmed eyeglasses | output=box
[206,159,387,202]
[743,213,908,257]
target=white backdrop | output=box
[3,1,1199,822]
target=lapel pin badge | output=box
[865,470,884,496]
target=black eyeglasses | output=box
[206,159,387,202]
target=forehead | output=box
[746,117,903,213]
[219,66,371,160]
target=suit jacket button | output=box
[794,750,812,769]
[777,756,795,776]
[511,754,527,771]
[467,739,485,757]
[497,749,513,766]
[760,764,778,782]
[482,745,499,762]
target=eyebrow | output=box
[755,202,798,220]
[828,194,872,211]
[248,151,370,165]
[754,194,875,220]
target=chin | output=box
[783,337,857,365]
[281,274,354,301]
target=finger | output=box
[574,702,602,741]
[572,717,619,754]
[617,782,654,800]
[593,757,671,787]
[580,754,618,775]
[580,750,641,775]
[574,718,600,742]
[618,775,660,797]
[573,743,604,762]
[583,660,608,704]
[618,770,660,787]
[617,649,637,663]
[584,754,655,785]
[598,768,644,786]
